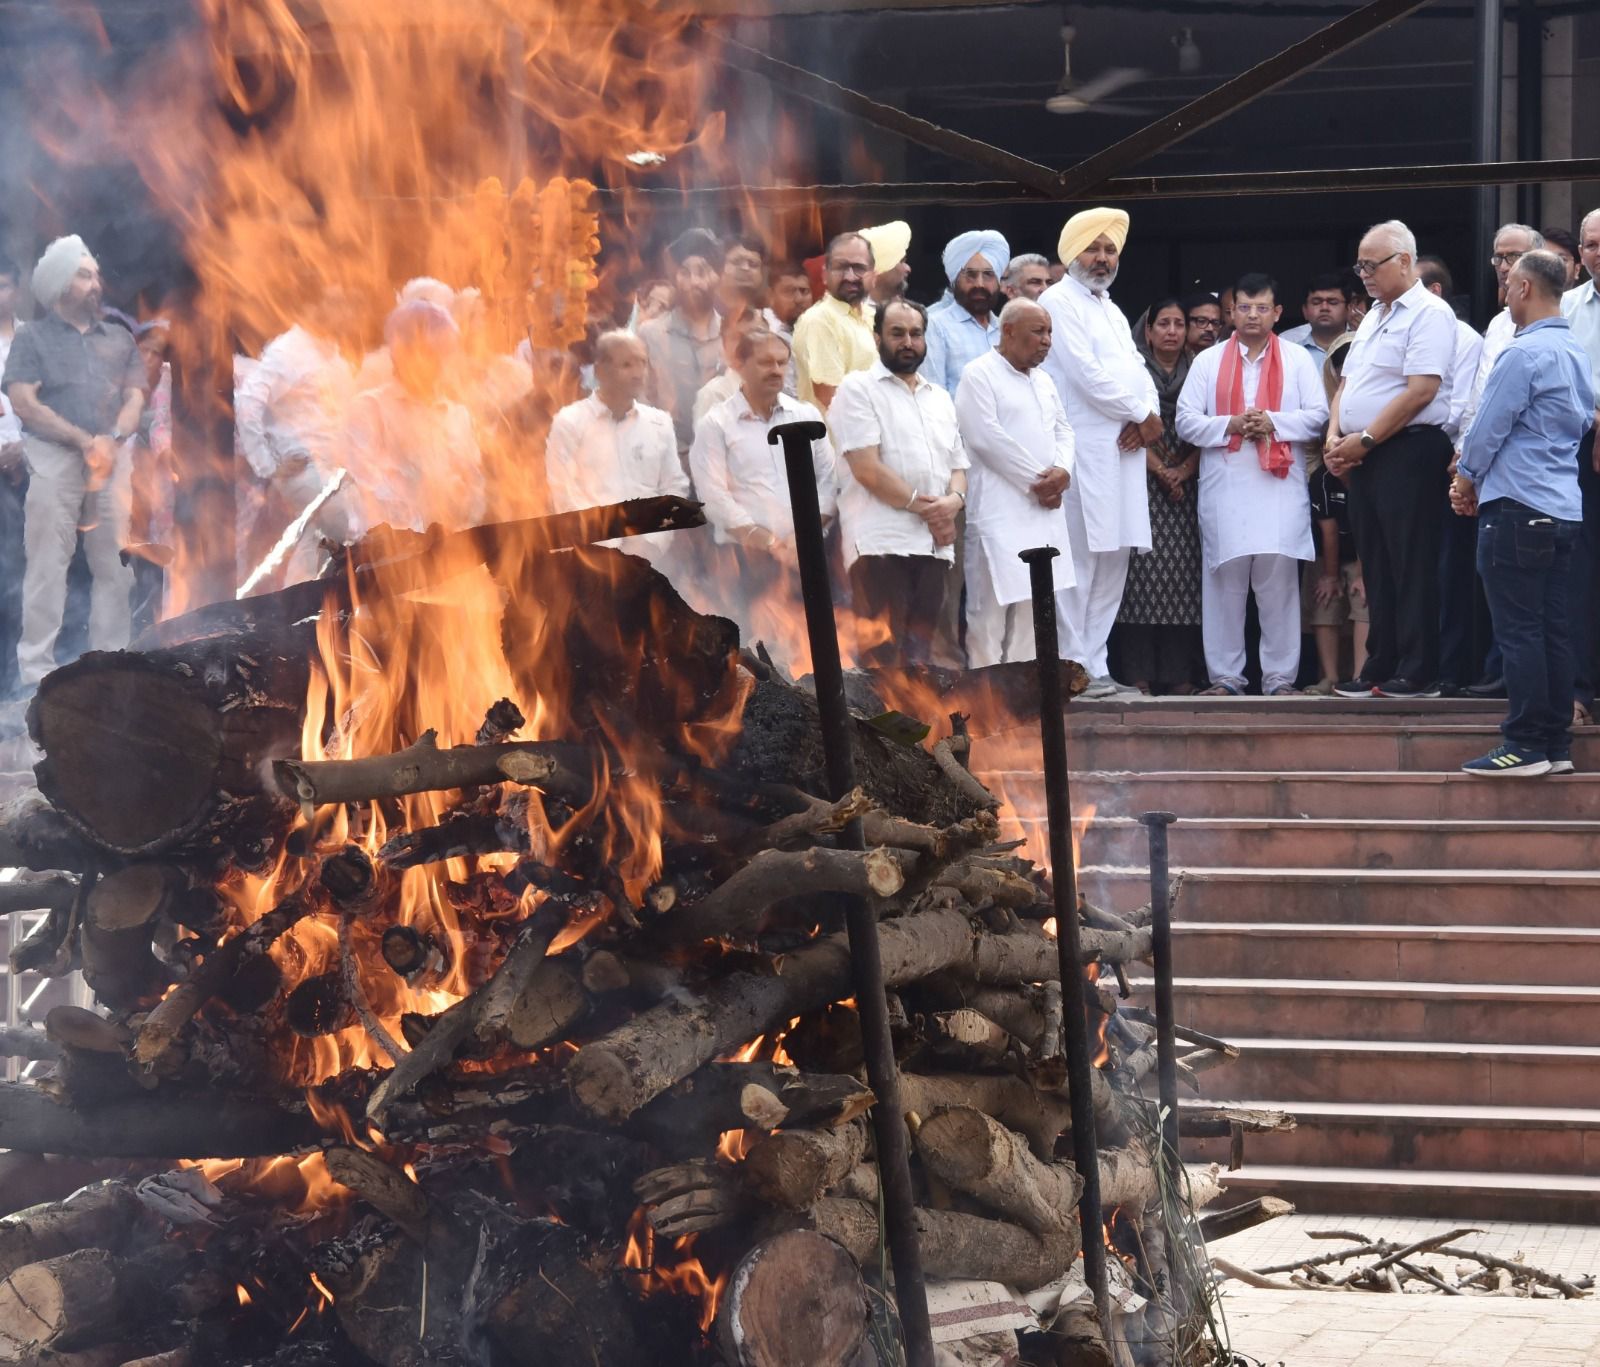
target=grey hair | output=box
[1581,207,1600,237]
[1002,253,1050,285]
[1494,222,1545,249]
[1365,219,1418,260]
[998,297,1047,328]
[594,329,646,365]
[1513,250,1570,300]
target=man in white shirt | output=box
[1325,219,1459,698]
[1038,207,1162,695]
[1177,273,1328,696]
[0,256,23,695]
[763,262,813,399]
[955,299,1076,667]
[1561,207,1600,721]
[1002,254,1051,303]
[545,331,689,563]
[830,299,968,666]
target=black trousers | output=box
[1346,424,1454,685]
[1570,429,1600,709]
[847,553,950,668]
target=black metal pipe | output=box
[1472,0,1504,326]
[1515,0,1543,226]
[1140,811,1181,1172]
[1018,545,1109,1335]
[768,420,935,1367]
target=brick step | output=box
[1068,698,1505,727]
[1181,1100,1600,1178]
[1170,923,1600,986]
[973,722,1600,774]
[1193,1164,1600,1224]
[1132,977,1600,1045]
[1048,771,1600,821]
[1069,817,1600,872]
[1081,867,1600,928]
[1196,1038,1600,1109]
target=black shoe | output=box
[1332,678,1377,698]
[1437,683,1468,698]
[1465,675,1507,699]
[1373,678,1441,699]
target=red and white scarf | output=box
[1216,334,1292,479]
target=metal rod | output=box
[1018,545,1109,1337]
[1515,0,1543,226]
[1471,0,1504,326]
[1140,811,1181,1172]
[1055,0,1436,197]
[768,419,935,1367]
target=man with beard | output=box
[830,299,968,666]
[924,230,1009,396]
[1002,254,1051,303]
[860,222,913,309]
[792,232,877,413]
[639,228,725,457]
[1039,208,1163,697]
[2,235,145,689]
[956,299,1076,667]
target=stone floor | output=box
[1211,1214,1600,1365]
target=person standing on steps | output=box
[1452,252,1595,777]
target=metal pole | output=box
[1472,0,1504,327]
[1515,0,1543,226]
[1018,546,1110,1337]
[1140,812,1181,1171]
[768,421,935,1367]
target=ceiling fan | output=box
[1045,25,1152,116]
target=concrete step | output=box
[1195,1164,1600,1223]
[1132,977,1600,1045]
[1081,867,1600,928]
[974,721,1600,774]
[1067,697,1505,727]
[1170,923,1600,986]
[1055,771,1600,822]
[1181,1100,1600,1178]
[1198,1038,1600,1109]
[1071,817,1600,872]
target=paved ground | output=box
[1211,1214,1600,1365]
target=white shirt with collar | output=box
[1562,279,1600,403]
[1336,279,1458,435]
[545,391,689,525]
[829,360,969,570]
[688,388,837,544]
[235,325,358,480]
[1037,274,1158,554]
[954,348,1077,606]
[1459,308,1517,444]
[1176,336,1327,571]
[1444,317,1484,444]
[763,308,800,398]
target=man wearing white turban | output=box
[1,236,146,689]
[1039,208,1164,696]
[924,230,1009,397]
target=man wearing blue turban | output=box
[924,230,1010,398]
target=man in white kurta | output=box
[1177,275,1328,695]
[545,331,689,563]
[1038,208,1162,694]
[955,299,1076,667]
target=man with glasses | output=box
[1183,293,1224,356]
[791,232,878,414]
[1325,220,1458,699]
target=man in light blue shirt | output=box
[1452,251,1596,776]
[923,230,1008,396]
[1560,207,1600,721]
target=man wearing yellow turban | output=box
[1039,208,1165,697]
[859,221,912,308]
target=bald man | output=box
[544,330,689,560]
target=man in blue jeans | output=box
[1451,251,1597,776]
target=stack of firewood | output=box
[0,521,1259,1367]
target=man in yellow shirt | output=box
[792,232,877,412]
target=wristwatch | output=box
[109,428,128,443]
[1359,430,1377,450]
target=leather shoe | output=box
[1465,676,1507,699]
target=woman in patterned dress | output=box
[1114,298,1205,693]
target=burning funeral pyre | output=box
[0,502,1256,1367]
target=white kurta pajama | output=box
[954,349,1076,667]
[1037,275,1158,677]
[1176,337,1328,693]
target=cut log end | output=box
[716,1231,869,1367]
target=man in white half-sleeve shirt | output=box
[1177,272,1328,697]
[955,299,1076,667]
[1038,207,1162,696]
[1326,219,1458,698]
[830,299,967,668]
[544,331,689,563]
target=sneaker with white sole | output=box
[1462,745,1552,777]
[1332,678,1377,698]
[1549,758,1576,775]
[1079,675,1135,700]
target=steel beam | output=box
[1054,0,1437,199]
[1471,0,1504,324]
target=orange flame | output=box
[622,1207,729,1334]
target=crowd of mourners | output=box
[1,205,1597,775]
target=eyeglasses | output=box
[1353,252,1401,276]
[1190,317,1221,330]
[1489,251,1525,267]
[1233,303,1275,317]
